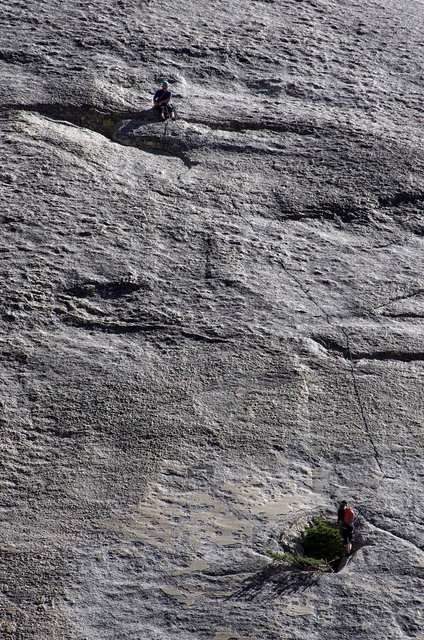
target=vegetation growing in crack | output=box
[302,517,345,565]
[267,551,333,573]
[271,517,345,573]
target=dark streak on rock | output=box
[274,193,371,225]
[354,350,424,363]
[312,336,424,363]
[378,191,424,208]
[311,336,350,358]
[1,347,28,364]
[381,311,424,319]
[180,329,231,343]
[62,279,148,300]
[375,288,424,311]
[204,235,213,280]
[229,563,320,602]
[60,314,171,333]
[59,312,230,343]
[0,49,42,65]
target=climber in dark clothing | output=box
[153,80,175,120]
[338,500,355,555]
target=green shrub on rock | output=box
[293,555,331,572]
[301,516,344,564]
[270,515,345,573]
[267,551,332,573]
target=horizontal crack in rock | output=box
[59,314,171,333]
[274,193,371,225]
[3,103,194,166]
[312,337,424,362]
[191,116,317,136]
[354,350,424,362]
[62,279,149,300]
[180,329,232,343]
[381,311,424,318]
[379,191,424,207]
[3,103,328,162]
[57,310,230,342]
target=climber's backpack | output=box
[344,506,355,524]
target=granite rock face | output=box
[1,1,423,639]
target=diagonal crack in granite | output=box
[279,259,385,474]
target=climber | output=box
[337,500,355,556]
[153,80,175,121]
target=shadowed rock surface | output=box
[1,1,423,639]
